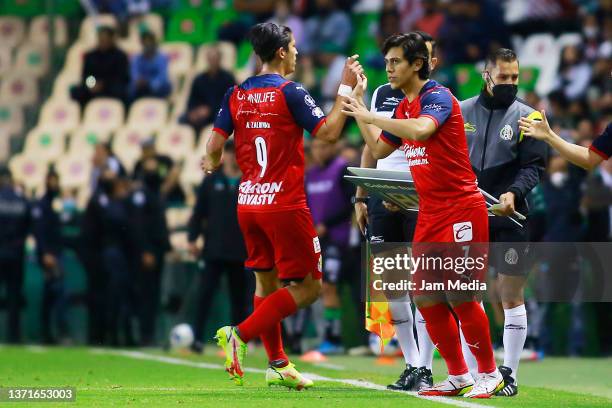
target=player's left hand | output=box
[341,96,374,123]
[382,201,401,212]
[201,155,221,174]
[351,73,368,102]
[491,192,516,216]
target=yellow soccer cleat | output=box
[265,362,314,390]
[214,326,247,386]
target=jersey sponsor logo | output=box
[422,103,442,112]
[500,124,514,140]
[402,145,429,167]
[246,121,271,129]
[453,221,473,242]
[382,97,402,107]
[312,107,324,118]
[238,180,283,206]
[464,122,476,133]
[370,235,384,243]
[304,94,316,108]
[236,90,277,103]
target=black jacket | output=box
[0,186,30,260]
[188,171,246,263]
[461,91,548,228]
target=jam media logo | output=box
[422,103,442,112]
[453,221,473,242]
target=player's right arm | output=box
[282,56,363,142]
[519,111,608,170]
[203,86,235,173]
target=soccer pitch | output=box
[1,346,610,407]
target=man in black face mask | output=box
[459,48,547,397]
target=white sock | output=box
[389,301,419,366]
[460,325,479,377]
[503,304,527,383]
[414,307,434,370]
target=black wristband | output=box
[351,196,369,204]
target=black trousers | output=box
[193,260,253,342]
[0,257,24,343]
[136,253,163,346]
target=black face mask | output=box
[487,73,518,107]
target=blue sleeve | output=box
[281,82,326,136]
[380,109,402,148]
[212,86,235,138]
[590,123,612,160]
[150,54,169,92]
[419,88,453,127]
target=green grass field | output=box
[0,346,610,407]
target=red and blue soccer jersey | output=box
[213,73,326,213]
[380,80,485,220]
[589,122,612,160]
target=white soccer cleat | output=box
[463,369,504,398]
[418,375,475,396]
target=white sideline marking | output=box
[92,349,486,408]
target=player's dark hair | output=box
[485,48,518,69]
[413,30,436,56]
[382,32,431,79]
[248,22,293,63]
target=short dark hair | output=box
[248,23,292,63]
[413,30,436,56]
[381,32,431,79]
[97,25,115,37]
[485,48,518,69]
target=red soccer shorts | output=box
[411,205,489,296]
[238,208,323,281]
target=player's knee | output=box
[303,278,322,305]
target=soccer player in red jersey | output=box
[342,32,504,398]
[202,22,362,388]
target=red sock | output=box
[254,295,288,365]
[453,301,496,374]
[418,303,468,376]
[238,288,297,343]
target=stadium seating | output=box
[180,150,205,199]
[0,72,38,106]
[196,41,237,73]
[82,98,125,133]
[0,16,26,47]
[52,71,80,100]
[15,43,49,77]
[40,99,80,133]
[69,126,111,156]
[166,206,192,230]
[8,152,48,194]
[112,126,151,172]
[156,124,195,161]
[0,104,23,137]
[2,0,43,17]
[166,9,206,44]
[160,42,194,77]
[127,98,168,132]
[28,16,68,47]
[23,126,66,162]
[56,153,92,190]
[0,46,13,76]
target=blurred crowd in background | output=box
[0,0,610,356]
